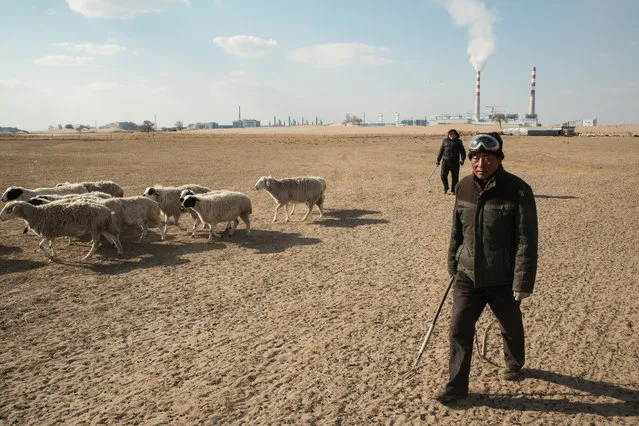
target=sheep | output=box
[23,192,113,235]
[143,184,211,235]
[57,181,124,197]
[100,196,165,242]
[0,200,123,260]
[1,184,88,203]
[181,191,252,242]
[254,176,326,222]
[178,188,233,237]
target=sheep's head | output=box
[0,201,24,221]
[1,186,23,202]
[179,189,195,204]
[143,187,158,200]
[254,176,270,190]
[181,195,197,209]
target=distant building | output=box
[583,118,598,127]
[205,122,218,129]
[232,119,260,128]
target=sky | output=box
[0,0,637,131]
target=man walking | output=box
[436,132,538,404]
[436,129,466,194]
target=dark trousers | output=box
[440,160,460,193]
[446,272,525,394]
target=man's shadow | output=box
[467,369,639,416]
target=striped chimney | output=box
[529,66,536,116]
[474,71,481,121]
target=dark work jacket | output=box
[437,137,466,164]
[448,166,538,293]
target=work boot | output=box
[434,388,468,404]
[502,368,524,381]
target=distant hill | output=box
[0,127,28,133]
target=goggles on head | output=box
[468,134,501,154]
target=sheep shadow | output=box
[57,228,225,274]
[454,369,639,416]
[315,209,389,229]
[0,257,48,275]
[0,244,49,274]
[535,194,578,199]
[240,229,322,254]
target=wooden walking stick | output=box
[403,275,455,379]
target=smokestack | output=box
[474,71,481,121]
[528,66,536,117]
[238,105,241,121]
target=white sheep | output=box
[57,181,124,197]
[0,200,123,260]
[254,176,326,222]
[101,196,165,242]
[143,184,211,235]
[178,188,233,237]
[24,192,113,235]
[181,191,252,242]
[1,184,88,203]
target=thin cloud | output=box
[34,55,94,67]
[212,35,278,58]
[53,42,126,56]
[87,82,142,91]
[0,80,33,88]
[85,81,166,94]
[66,0,191,19]
[288,43,393,68]
[47,9,57,15]
[557,89,575,96]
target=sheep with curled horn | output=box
[0,200,123,260]
[254,175,326,222]
[143,184,211,236]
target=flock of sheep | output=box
[0,176,327,261]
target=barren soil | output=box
[1,128,638,424]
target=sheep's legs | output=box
[241,214,251,236]
[273,204,281,222]
[301,203,314,221]
[102,232,123,254]
[138,225,148,242]
[288,204,295,216]
[207,227,222,243]
[83,239,100,260]
[38,238,53,259]
[229,219,238,236]
[162,213,169,237]
[316,202,324,218]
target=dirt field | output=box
[1,128,638,424]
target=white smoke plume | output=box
[442,0,498,72]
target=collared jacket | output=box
[437,137,466,164]
[448,166,538,292]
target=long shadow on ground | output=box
[315,209,389,228]
[0,244,48,274]
[535,194,578,199]
[240,229,322,254]
[453,369,639,416]
[54,226,323,273]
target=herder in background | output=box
[436,129,466,194]
[436,132,538,404]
